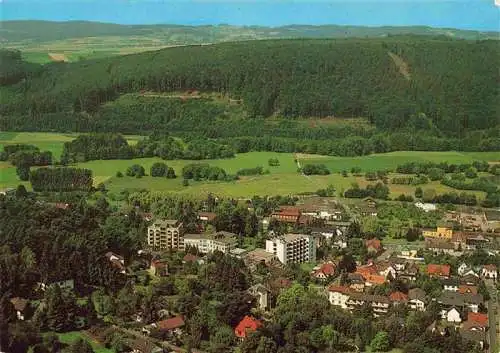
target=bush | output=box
[126,164,145,177]
[182,179,189,186]
[166,167,176,179]
[370,331,390,352]
[268,158,280,166]
[151,162,168,177]
[302,163,330,175]
[236,166,264,176]
[116,171,123,177]
[415,187,423,198]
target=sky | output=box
[1,0,499,31]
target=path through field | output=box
[388,51,411,80]
[48,53,69,62]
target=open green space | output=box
[56,331,112,353]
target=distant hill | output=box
[1,20,498,44]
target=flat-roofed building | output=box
[147,220,184,250]
[265,233,316,265]
[183,231,238,254]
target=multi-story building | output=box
[265,233,316,265]
[346,293,390,317]
[423,226,453,240]
[147,220,184,250]
[183,231,238,254]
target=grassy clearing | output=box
[56,331,112,353]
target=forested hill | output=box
[1,20,498,43]
[0,37,499,139]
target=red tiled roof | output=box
[458,285,478,295]
[483,264,497,271]
[157,316,185,331]
[152,260,168,269]
[314,262,336,277]
[274,207,301,217]
[467,312,488,327]
[328,285,351,294]
[364,274,386,285]
[427,264,451,277]
[365,238,382,251]
[356,264,378,277]
[389,291,409,302]
[234,316,262,338]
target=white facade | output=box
[409,298,425,311]
[328,291,350,309]
[415,202,437,212]
[482,266,498,280]
[184,232,237,254]
[444,308,462,323]
[147,220,184,250]
[265,233,316,265]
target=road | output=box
[486,280,498,353]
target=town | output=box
[3,190,500,353]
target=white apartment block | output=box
[265,233,316,265]
[147,219,184,250]
[183,231,238,254]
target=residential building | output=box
[248,284,270,311]
[105,252,126,274]
[10,298,29,321]
[481,264,497,280]
[442,278,460,292]
[458,285,478,295]
[408,288,427,311]
[39,279,74,292]
[271,207,301,224]
[399,263,419,282]
[444,308,462,323]
[423,226,453,240]
[198,212,217,223]
[459,329,486,350]
[414,202,437,212]
[465,312,488,331]
[365,238,382,254]
[346,293,390,317]
[311,262,337,281]
[328,285,351,309]
[427,264,451,279]
[156,316,185,336]
[183,231,238,254]
[425,238,462,256]
[437,292,484,313]
[243,248,279,270]
[347,273,366,292]
[147,220,184,250]
[458,263,470,276]
[150,260,169,277]
[389,291,408,305]
[265,233,316,265]
[234,316,262,339]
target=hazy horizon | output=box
[1,0,499,32]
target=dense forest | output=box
[0,38,498,150]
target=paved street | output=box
[486,280,498,353]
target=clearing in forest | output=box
[388,51,411,80]
[48,53,69,62]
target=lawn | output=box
[56,331,112,353]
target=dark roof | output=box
[125,339,159,353]
[459,329,486,343]
[441,278,460,286]
[408,288,426,301]
[348,293,390,304]
[438,292,484,306]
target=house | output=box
[465,312,488,331]
[271,207,301,224]
[389,291,408,305]
[125,338,162,353]
[265,233,316,265]
[459,329,487,350]
[481,264,497,280]
[458,285,478,295]
[442,278,460,292]
[332,234,348,249]
[150,260,169,277]
[311,262,337,281]
[347,273,366,292]
[415,202,437,212]
[377,262,397,279]
[408,288,427,311]
[438,292,484,313]
[156,315,185,335]
[461,273,481,286]
[248,284,270,311]
[39,279,74,292]
[10,298,29,321]
[458,263,470,276]
[444,307,462,323]
[425,238,462,256]
[328,285,351,309]
[423,226,453,240]
[198,212,217,223]
[182,253,199,264]
[234,316,262,339]
[427,264,451,279]
[363,274,386,287]
[365,238,382,254]
[105,252,126,274]
[399,263,419,282]
[184,231,238,254]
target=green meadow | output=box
[0,132,498,198]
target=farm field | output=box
[0,132,498,198]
